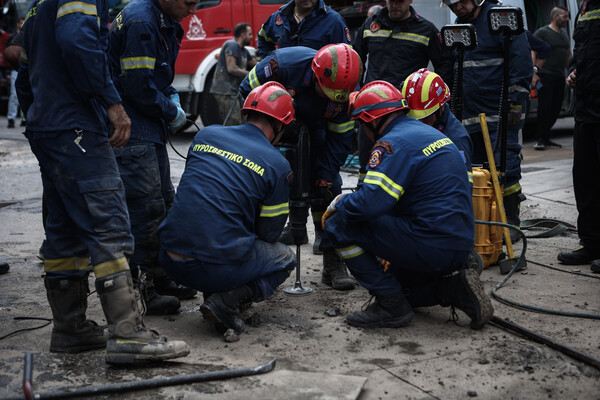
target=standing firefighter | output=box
[239,44,363,291]
[16,0,189,363]
[108,0,199,315]
[444,0,532,242]
[322,81,493,329]
[158,82,297,334]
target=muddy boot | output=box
[154,274,197,300]
[134,268,180,316]
[200,285,253,334]
[504,191,525,244]
[322,249,355,290]
[346,292,414,328]
[437,269,494,329]
[278,223,308,245]
[312,230,323,255]
[95,271,189,364]
[44,275,106,353]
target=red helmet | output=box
[349,80,409,123]
[401,68,450,120]
[311,43,363,103]
[241,82,295,124]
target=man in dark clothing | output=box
[352,0,452,183]
[158,82,297,335]
[211,23,257,125]
[557,0,600,274]
[533,6,572,150]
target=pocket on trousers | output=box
[114,144,161,199]
[78,176,129,234]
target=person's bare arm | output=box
[226,55,249,77]
[107,103,131,148]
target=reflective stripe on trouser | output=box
[159,240,296,301]
[324,210,471,299]
[26,130,133,278]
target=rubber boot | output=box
[504,191,525,244]
[312,230,323,255]
[346,292,414,328]
[154,274,197,300]
[200,285,253,334]
[436,269,494,329]
[322,248,355,290]
[278,223,308,245]
[44,275,106,353]
[95,271,189,364]
[133,267,180,315]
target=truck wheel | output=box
[199,69,223,126]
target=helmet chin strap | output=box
[457,5,479,23]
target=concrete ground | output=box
[0,117,598,399]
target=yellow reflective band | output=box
[363,29,392,39]
[463,58,503,68]
[579,9,600,22]
[358,171,366,183]
[468,171,473,184]
[56,1,97,19]
[503,182,522,197]
[20,50,28,64]
[120,56,156,70]
[44,257,89,272]
[327,120,355,133]
[248,67,260,89]
[312,209,324,223]
[260,202,289,217]
[421,72,437,104]
[258,26,274,43]
[462,115,498,126]
[364,170,404,201]
[392,32,429,45]
[336,245,364,259]
[93,257,129,278]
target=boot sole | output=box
[464,270,494,329]
[105,348,190,364]
[50,342,106,354]
[347,310,414,328]
[200,302,244,334]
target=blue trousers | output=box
[159,240,295,301]
[26,130,133,278]
[114,140,174,273]
[325,211,470,307]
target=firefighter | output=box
[257,0,351,60]
[443,0,533,242]
[352,0,452,185]
[401,68,473,178]
[108,0,199,315]
[239,43,363,291]
[322,81,493,329]
[157,82,297,334]
[15,0,188,363]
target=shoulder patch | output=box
[368,148,384,169]
[373,140,394,154]
[370,21,381,32]
[345,27,351,42]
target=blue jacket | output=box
[158,124,291,262]
[257,0,350,59]
[16,0,121,134]
[108,0,183,144]
[457,1,532,132]
[239,46,355,183]
[435,106,473,183]
[336,114,474,251]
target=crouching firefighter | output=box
[322,81,494,329]
[15,0,189,363]
[157,82,297,335]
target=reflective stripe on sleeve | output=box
[327,120,355,133]
[248,67,260,89]
[363,29,429,46]
[120,56,156,70]
[336,245,364,260]
[56,1,97,19]
[258,26,274,43]
[579,9,600,22]
[259,202,289,217]
[363,170,404,201]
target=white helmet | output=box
[441,0,486,6]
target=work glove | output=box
[321,193,345,230]
[312,179,336,210]
[169,93,186,133]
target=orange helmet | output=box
[241,82,295,125]
[401,68,450,120]
[312,43,363,103]
[349,80,409,123]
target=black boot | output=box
[44,275,106,353]
[133,267,180,315]
[278,223,308,245]
[504,191,525,244]
[95,271,189,364]
[346,292,414,328]
[437,269,494,329]
[200,285,253,334]
[322,249,355,290]
[154,274,197,300]
[312,230,323,255]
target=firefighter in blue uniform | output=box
[322,81,493,329]
[158,82,297,334]
[257,0,351,60]
[402,68,473,181]
[239,43,363,291]
[16,0,188,363]
[108,0,198,315]
[444,0,533,241]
